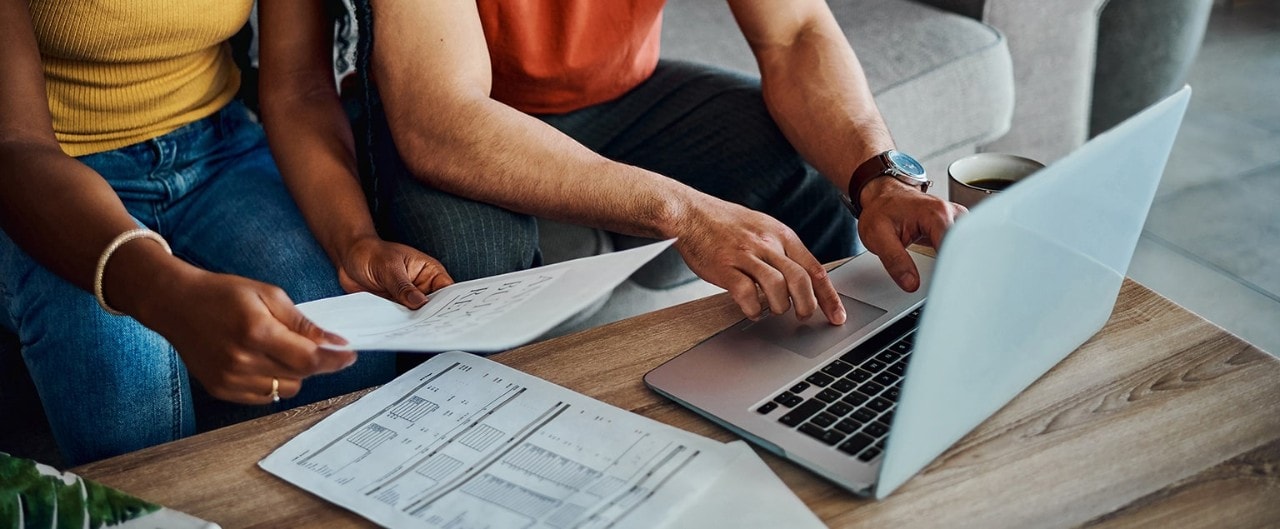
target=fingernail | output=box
[900,272,918,292]
[409,292,428,307]
[326,332,349,346]
[834,307,848,325]
[343,355,358,369]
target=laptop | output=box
[644,86,1191,498]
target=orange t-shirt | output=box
[477,0,666,115]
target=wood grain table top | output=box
[73,280,1280,528]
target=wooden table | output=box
[74,280,1280,527]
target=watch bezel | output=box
[885,150,928,185]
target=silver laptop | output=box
[645,87,1191,498]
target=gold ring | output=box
[270,377,280,403]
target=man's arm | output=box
[258,0,453,309]
[729,0,966,292]
[369,0,847,324]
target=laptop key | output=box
[801,424,845,446]
[863,359,887,373]
[827,402,853,417]
[867,397,893,413]
[789,381,810,394]
[819,429,848,446]
[857,381,885,397]
[884,387,901,401]
[850,409,876,423]
[784,395,804,407]
[874,372,899,386]
[799,423,827,440]
[778,399,824,427]
[857,447,882,462]
[847,369,872,383]
[840,392,869,406]
[821,361,854,378]
[805,372,835,387]
[888,362,907,376]
[756,402,778,414]
[838,433,876,456]
[832,378,857,393]
[815,389,841,403]
[773,391,795,405]
[876,350,901,363]
[811,412,837,428]
[834,419,860,434]
[864,421,889,438]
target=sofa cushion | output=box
[660,0,1013,161]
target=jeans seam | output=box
[170,348,185,439]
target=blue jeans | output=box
[0,101,394,466]
[355,59,859,282]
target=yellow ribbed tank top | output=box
[28,0,252,156]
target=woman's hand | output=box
[134,268,356,405]
[336,236,454,309]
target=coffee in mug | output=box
[947,153,1045,209]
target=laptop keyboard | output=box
[755,306,922,463]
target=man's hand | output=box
[857,177,966,291]
[336,236,455,309]
[673,198,848,325]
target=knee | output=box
[19,310,193,465]
[430,213,540,282]
[385,188,539,282]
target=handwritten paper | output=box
[298,240,674,351]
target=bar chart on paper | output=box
[260,352,737,529]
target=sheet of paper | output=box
[260,351,738,529]
[670,442,826,529]
[298,240,674,351]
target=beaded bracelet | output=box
[93,228,172,316]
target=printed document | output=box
[298,240,674,351]
[259,351,739,529]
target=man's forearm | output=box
[382,91,698,240]
[753,10,896,193]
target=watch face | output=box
[887,150,926,178]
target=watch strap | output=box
[845,150,931,218]
[846,152,891,218]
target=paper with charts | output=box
[259,351,740,529]
[298,240,674,352]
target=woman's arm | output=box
[258,0,453,309]
[0,0,356,404]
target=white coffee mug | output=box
[947,153,1045,209]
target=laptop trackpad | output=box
[742,295,886,359]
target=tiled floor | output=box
[1127,0,1280,356]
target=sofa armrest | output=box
[914,0,1109,164]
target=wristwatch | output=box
[841,149,931,218]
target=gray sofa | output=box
[1,0,1210,466]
